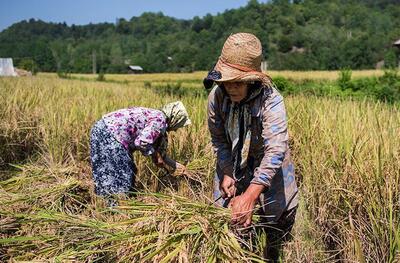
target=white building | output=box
[0,58,17,76]
[128,65,143,74]
[394,39,400,68]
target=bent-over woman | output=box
[90,101,191,199]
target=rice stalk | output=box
[0,164,92,213]
[1,193,266,262]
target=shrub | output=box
[16,58,37,75]
[97,72,106,82]
[144,81,151,88]
[57,71,71,79]
[338,68,353,91]
[272,76,291,92]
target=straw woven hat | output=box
[209,33,271,85]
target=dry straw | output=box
[0,73,399,262]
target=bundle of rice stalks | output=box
[183,157,211,180]
[0,164,92,214]
[142,155,213,199]
[167,156,214,199]
[0,193,266,262]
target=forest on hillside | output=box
[0,0,399,73]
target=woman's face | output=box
[223,82,249,103]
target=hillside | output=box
[0,0,399,73]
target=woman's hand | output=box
[220,175,236,198]
[151,152,165,168]
[229,194,256,227]
[160,156,186,176]
[174,162,187,176]
[229,184,265,227]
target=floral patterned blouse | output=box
[102,107,168,156]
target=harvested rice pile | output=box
[0,163,267,262]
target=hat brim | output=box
[214,59,268,83]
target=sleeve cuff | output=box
[140,146,155,156]
[219,161,233,176]
[251,170,273,188]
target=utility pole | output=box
[92,50,97,74]
[394,39,400,69]
[261,61,268,72]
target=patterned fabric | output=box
[208,84,298,221]
[203,68,222,89]
[226,102,252,182]
[102,107,168,156]
[226,85,263,183]
[160,101,191,131]
[90,120,137,197]
[205,69,222,81]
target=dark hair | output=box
[248,81,263,91]
[245,81,263,100]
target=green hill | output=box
[1,0,399,73]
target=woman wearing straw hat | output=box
[90,101,191,202]
[205,33,298,262]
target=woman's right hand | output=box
[220,175,236,198]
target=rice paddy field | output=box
[0,71,399,262]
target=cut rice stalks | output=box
[1,193,266,262]
[0,164,92,213]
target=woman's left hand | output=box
[229,184,265,227]
[229,193,257,227]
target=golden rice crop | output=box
[0,166,266,262]
[0,73,399,262]
[39,69,384,82]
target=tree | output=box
[278,35,293,53]
[1,0,399,72]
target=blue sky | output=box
[0,0,268,31]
